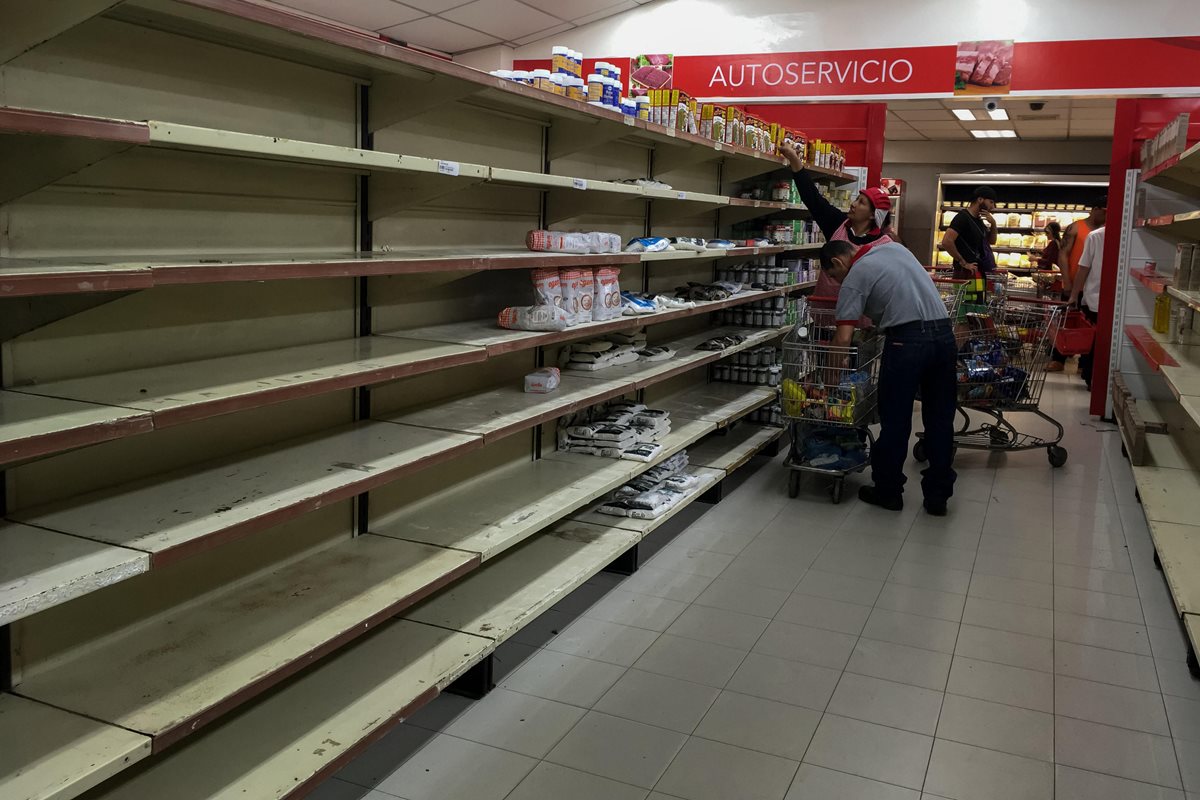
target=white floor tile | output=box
[1053,562,1139,597]
[862,608,960,654]
[786,764,920,800]
[947,656,1054,713]
[875,582,966,622]
[924,738,1053,800]
[1158,658,1200,701]
[374,734,537,800]
[583,588,690,631]
[617,565,715,603]
[967,573,1054,609]
[693,691,821,761]
[545,711,686,789]
[664,604,770,650]
[846,637,953,691]
[953,624,1053,673]
[1148,623,1193,662]
[936,693,1054,762]
[961,596,1053,638]
[595,669,720,734]
[977,531,1053,562]
[645,546,735,578]
[826,672,944,735]
[632,634,747,688]
[654,736,799,800]
[1055,716,1182,789]
[500,649,626,707]
[505,762,649,800]
[972,551,1054,585]
[726,652,842,711]
[888,559,973,595]
[1055,640,1160,692]
[546,617,661,667]
[443,688,585,758]
[896,541,977,572]
[1164,694,1200,743]
[1055,765,1185,800]
[793,569,883,607]
[1055,674,1172,735]
[753,619,858,671]
[306,779,395,800]
[803,714,933,791]
[775,592,872,635]
[810,547,897,582]
[693,577,789,619]
[1056,610,1152,656]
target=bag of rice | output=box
[560,269,584,325]
[593,267,623,320]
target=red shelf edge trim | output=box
[1124,324,1179,370]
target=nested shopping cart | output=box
[781,298,883,503]
[914,297,1070,467]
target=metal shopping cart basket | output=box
[781,298,883,503]
[914,297,1069,467]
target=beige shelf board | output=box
[379,414,720,562]
[1142,210,1200,241]
[84,620,491,800]
[687,424,785,473]
[655,382,778,425]
[1143,141,1200,197]
[0,390,153,467]
[0,522,149,627]
[379,374,633,444]
[0,693,151,800]
[567,325,789,390]
[488,167,643,197]
[0,257,153,297]
[405,522,639,643]
[1,249,642,297]
[10,421,481,566]
[1146,521,1200,617]
[569,466,724,535]
[1168,286,1200,314]
[15,336,484,429]
[14,533,477,749]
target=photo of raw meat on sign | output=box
[954,40,1014,94]
[630,54,673,96]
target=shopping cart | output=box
[932,276,970,319]
[781,299,883,503]
[914,297,1069,467]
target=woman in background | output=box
[1038,221,1062,272]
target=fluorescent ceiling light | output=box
[999,129,1018,138]
[988,108,1009,121]
[986,130,1004,138]
[971,130,988,138]
[953,109,976,121]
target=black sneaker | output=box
[858,485,903,511]
[923,499,948,517]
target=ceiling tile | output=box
[924,129,971,139]
[441,0,561,40]
[402,0,473,11]
[897,109,958,121]
[573,0,637,25]
[380,15,501,52]
[886,130,928,140]
[911,121,968,132]
[277,0,425,29]
[511,21,574,46]
[519,0,621,20]
[1014,122,1069,138]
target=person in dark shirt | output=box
[941,186,998,280]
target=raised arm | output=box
[780,141,847,239]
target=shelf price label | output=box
[437,160,461,177]
[677,191,688,200]
[572,177,588,190]
[714,142,723,151]
[622,116,636,126]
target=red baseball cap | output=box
[861,187,892,211]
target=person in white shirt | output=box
[1066,224,1106,391]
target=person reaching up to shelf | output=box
[1049,198,1107,371]
[779,141,893,300]
[941,186,998,283]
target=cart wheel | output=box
[1048,446,1068,468]
[913,440,928,463]
[788,471,801,499]
[830,480,844,504]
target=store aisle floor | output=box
[314,372,1200,800]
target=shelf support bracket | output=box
[653,143,721,177]
[602,543,639,576]
[445,654,494,700]
[368,173,486,220]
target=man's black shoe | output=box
[924,499,948,517]
[858,485,903,511]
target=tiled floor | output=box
[314,372,1200,800]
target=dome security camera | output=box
[1030,101,1046,111]
[984,98,1001,112]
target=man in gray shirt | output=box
[823,240,957,515]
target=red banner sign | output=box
[673,46,953,100]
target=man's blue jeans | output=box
[873,319,958,503]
